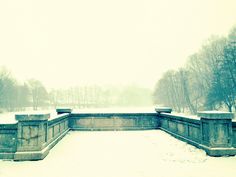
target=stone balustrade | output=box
[69,113,158,131]
[158,109,236,156]
[0,107,236,161]
[0,109,70,161]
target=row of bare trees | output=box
[0,67,48,112]
[153,27,236,114]
[0,67,152,112]
[49,85,152,109]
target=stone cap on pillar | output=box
[155,107,172,114]
[15,113,50,121]
[197,111,234,119]
[56,108,72,114]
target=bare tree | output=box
[27,79,48,110]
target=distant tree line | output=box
[153,26,236,114]
[49,84,152,109]
[0,67,152,112]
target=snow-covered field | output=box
[0,130,235,177]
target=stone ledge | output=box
[14,148,49,161]
[48,113,70,125]
[0,152,15,160]
[199,145,236,157]
[198,111,234,119]
[159,113,200,124]
[71,112,157,117]
[15,114,50,121]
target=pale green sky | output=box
[0,0,236,88]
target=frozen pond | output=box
[0,130,235,177]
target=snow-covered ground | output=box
[0,130,235,177]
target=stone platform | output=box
[0,131,236,177]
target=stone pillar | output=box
[56,108,72,115]
[198,111,234,148]
[14,113,50,161]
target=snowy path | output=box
[0,130,235,177]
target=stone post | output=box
[14,113,50,161]
[155,107,172,129]
[198,111,234,149]
[56,108,72,115]
[155,107,172,114]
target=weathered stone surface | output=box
[177,123,185,136]
[160,119,168,129]
[188,125,200,141]
[115,118,135,127]
[169,121,177,132]
[48,127,53,141]
[93,118,114,127]
[55,124,60,136]
[76,118,93,127]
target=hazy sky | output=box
[0,0,236,89]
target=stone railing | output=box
[69,112,158,131]
[0,107,236,161]
[0,109,71,161]
[159,113,201,143]
[0,123,17,159]
[157,108,236,156]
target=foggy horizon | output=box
[1,0,236,89]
